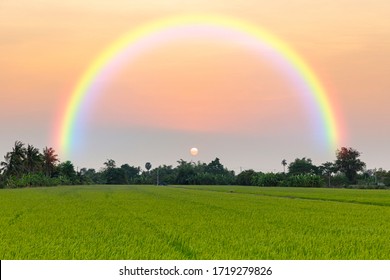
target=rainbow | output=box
[58,14,341,156]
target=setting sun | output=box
[190,147,199,156]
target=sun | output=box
[190,147,198,156]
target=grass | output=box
[0,185,389,259]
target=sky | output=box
[1,0,390,173]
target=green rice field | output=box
[1,185,389,259]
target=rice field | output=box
[0,185,389,260]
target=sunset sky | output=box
[1,0,389,173]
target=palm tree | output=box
[42,147,59,177]
[1,141,26,176]
[281,159,287,173]
[25,144,42,173]
[145,162,152,172]
[0,152,11,175]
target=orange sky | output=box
[1,0,390,171]
[91,39,304,134]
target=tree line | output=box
[1,141,390,189]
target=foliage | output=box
[288,157,318,175]
[0,142,384,189]
[284,174,324,188]
[251,172,324,188]
[1,141,61,188]
[153,165,176,185]
[79,168,98,185]
[0,174,5,189]
[236,169,257,186]
[99,160,140,184]
[1,141,27,177]
[335,147,366,184]
[120,164,140,183]
[330,174,351,187]
[56,161,77,184]
[105,168,126,184]
[42,147,59,177]
[381,171,390,186]
[145,162,152,171]
[171,159,235,185]
[319,162,337,187]
[175,159,196,184]
[4,173,60,188]
[104,159,116,169]
[25,144,42,173]
[281,159,287,173]
[205,157,225,174]
[252,172,285,186]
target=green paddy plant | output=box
[1,185,389,259]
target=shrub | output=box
[331,174,350,188]
[4,173,61,188]
[236,170,257,186]
[253,172,286,187]
[285,174,324,188]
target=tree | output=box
[105,168,126,184]
[145,162,152,172]
[1,141,26,177]
[0,173,5,188]
[78,168,95,184]
[104,159,116,169]
[0,153,11,175]
[253,172,285,187]
[25,144,42,173]
[42,147,59,177]
[335,147,366,184]
[281,159,287,173]
[288,157,318,176]
[319,161,337,187]
[57,160,77,184]
[175,159,196,185]
[205,158,225,174]
[151,165,176,185]
[120,164,140,183]
[102,159,129,184]
[375,168,390,186]
[236,169,257,186]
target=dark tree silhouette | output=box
[25,144,42,173]
[145,162,152,172]
[335,147,365,184]
[42,147,59,177]
[319,161,337,187]
[1,141,26,176]
[288,157,318,175]
[281,159,287,173]
[104,159,116,169]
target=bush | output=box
[331,174,351,188]
[253,172,286,187]
[4,173,61,188]
[285,174,324,188]
[236,170,257,186]
[0,175,5,189]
